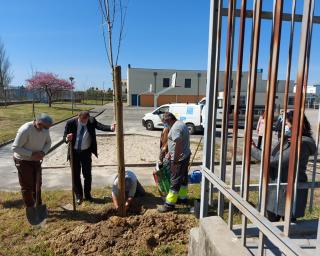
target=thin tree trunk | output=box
[114,65,125,217]
[46,87,52,107]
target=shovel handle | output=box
[35,163,42,207]
[188,137,203,171]
[69,142,76,211]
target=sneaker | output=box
[76,197,83,205]
[158,204,175,213]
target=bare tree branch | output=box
[101,15,112,66]
[98,0,129,68]
[105,0,114,68]
[115,0,129,65]
[98,0,108,21]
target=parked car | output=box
[142,103,204,134]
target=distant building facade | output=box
[293,84,320,107]
[127,66,295,110]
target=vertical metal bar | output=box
[241,0,263,246]
[200,0,219,218]
[293,86,307,214]
[218,0,235,217]
[310,106,320,212]
[240,0,256,200]
[258,2,284,255]
[284,0,313,237]
[275,0,296,215]
[240,0,257,244]
[228,0,246,230]
[293,2,315,214]
[258,0,277,211]
[208,0,223,207]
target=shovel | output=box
[69,142,76,211]
[26,167,47,225]
[60,142,76,211]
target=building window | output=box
[185,78,191,88]
[163,78,170,88]
[240,96,246,106]
[288,96,294,105]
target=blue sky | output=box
[0,0,319,90]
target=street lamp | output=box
[69,77,74,114]
[153,72,157,93]
[197,72,201,101]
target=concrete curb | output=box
[42,161,203,169]
[0,139,14,148]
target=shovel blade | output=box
[60,203,74,211]
[26,204,47,226]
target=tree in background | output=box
[26,72,73,107]
[0,39,13,108]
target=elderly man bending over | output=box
[12,114,53,207]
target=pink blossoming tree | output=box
[26,72,74,107]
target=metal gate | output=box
[200,0,319,255]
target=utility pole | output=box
[114,66,126,217]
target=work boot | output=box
[158,204,175,213]
[177,198,188,205]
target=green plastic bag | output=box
[153,160,171,196]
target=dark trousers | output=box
[170,156,190,193]
[72,149,92,198]
[135,180,146,197]
[14,158,42,207]
[257,136,263,149]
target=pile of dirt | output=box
[47,204,197,255]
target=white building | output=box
[127,66,295,111]
[293,84,320,108]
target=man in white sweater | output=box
[12,114,53,207]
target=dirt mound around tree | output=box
[47,203,197,255]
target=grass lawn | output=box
[0,103,92,144]
[81,99,111,105]
[0,185,318,256]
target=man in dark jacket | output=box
[63,111,115,204]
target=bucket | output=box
[188,170,202,184]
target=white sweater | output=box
[12,122,52,161]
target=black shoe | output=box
[177,198,188,205]
[158,204,175,213]
[76,196,83,205]
[84,195,94,202]
[291,217,297,223]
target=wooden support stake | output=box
[114,65,126,217]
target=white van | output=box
[142,103,204,134]
[200,97,224,128]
